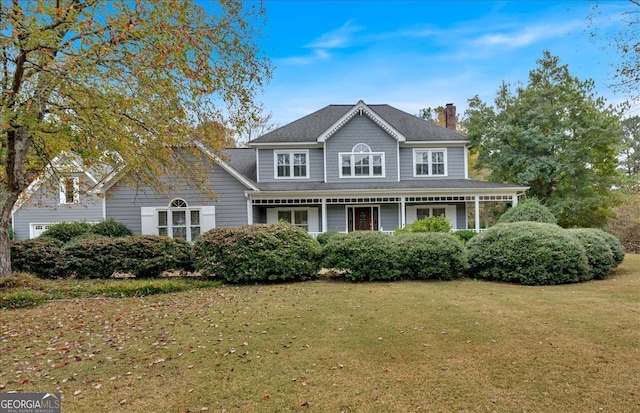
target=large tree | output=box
[0,0,271,276]
[620,115,640,177]
[465,51,623,228]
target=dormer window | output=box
[59,177,80,204]
[340,143,385,178]
[274,150,308,179]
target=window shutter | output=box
[140,207,157,235]
[308,208,319,232]
[266,208,278,224]
[200,206,216,233]
[405,206,417,224]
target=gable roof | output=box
[251,100,467,144]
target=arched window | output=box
[340,143,384,177]
[157,198,201,240]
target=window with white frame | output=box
[141,199,216,242]
[59,177,80,204]
[414,149,447,176]
[340,143,384,177]
[416,207,447,220]
[266,207,319,233]
[275,150,308,179]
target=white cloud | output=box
[473,20,583,49]
[306,20,364,49]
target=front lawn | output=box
[1,254,639,412]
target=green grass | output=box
[1,255,639,412]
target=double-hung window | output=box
[275,150,308,179]
[156,199,202,241]
[340,143,384,178]
[414,149,447,176]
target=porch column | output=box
[321,198,327,233]
[512,194,519,207]
[400,196,406,228]
[474,195,480,232]
[246,198,253,225]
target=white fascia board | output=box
[318,100,406,143]
[402,140,470,146]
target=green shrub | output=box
[466,222,589,285]
[91,218,133,237]
[62,235,193,279]
[395,232,467,280]
[321,231,402,281]
[39,221,92,243]
[117,236,193,278]
[11,238,65,278]
[567,229,615,280]
[598,231,626,267]
[193,223,321,284]
[452,230,477,244]
[315,231,346,245]
[395,216,452,235]
[497,198,557,225]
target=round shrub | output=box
[395,232,467,280]
[91,218,133,237]
[10,238,65,278]
[466,222,589,285]
[597,231,625,267]
[39,222,92,243]
[567,229,615,280]
[395,215,452,235]
[321,231,402,281]
[497,198,557,225]
[193,223,321,284]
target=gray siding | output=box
[106,163,249,234]
[380,204,399,231]
[325,116,398,183]
[257,148,323,183]
[12,173,104,240]
[327,205,346,232]
[399,146,466,180]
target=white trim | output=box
[396,141,401,182]
[406,204,457,230]
[412,148,448,177]
[403,140,469,146]
[339,145,386,178]
[323,142,327,183]
[194,141,260,191]
[141,200,215,241]
[464,145,469,180]
[345,204,380,232]
[318,100,407,143]
[59,176,80,204]
[247,198,253,224]
[273,149,310,180]
[256,148,261,183]
[266,207,319,232]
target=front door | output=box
[354,207,372,231]
[347,206,379,232]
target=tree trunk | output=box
[0,193,16,277]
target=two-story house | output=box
[12,101,528,240]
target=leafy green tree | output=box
[620,116,640,177]
[0,0,271,276]
[465,51,623,228]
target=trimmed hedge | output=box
[193,223,321,283]
[497,198,557,225]
[567,229,615,280]
[321,231,402,281]
[598,230,625,267]
[453,230,477,244]
[395,233,467,280]
[466,222,590,285]
[62,235,193,279]
[11,238,65,279]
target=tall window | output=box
[340,143,384,177]
[158,199,201,241]
[275,151,308,178]
[59,177,80,204]
[414,149,447,176]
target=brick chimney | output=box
[445,103,456,131]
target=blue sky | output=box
[250,0,631,127]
